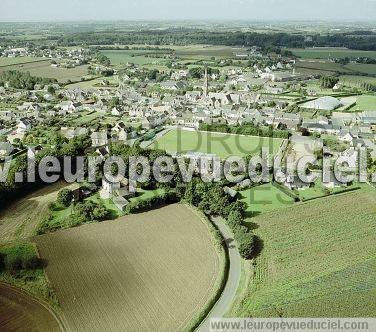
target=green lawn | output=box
[240,183,295,215]
[235,186,376,317]
[150,129,284,160]
[129,188,165,204]
[356,95,376,111]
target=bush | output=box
[234,227,256,260]
[74,201,111,222]
[0,243,44,272]
[227,210,243,228]
[57,189,73,207]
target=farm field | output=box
[64,76,118,89]
[150,129,284,160]
[0,61,89,83]
[0,283,61,332]
[296,59,352,74]
[239,183,295,215]
[0,56,44,67]
[100,50,168,67]
[290,48,376,60]
[344,63,376,75]
[0,181,77,245]
[35,204,224,331]
[340,75,376,87]
[234,188,376,317]
[173,45,239,59]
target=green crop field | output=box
[240,183,295,215]
[290,48,376,60]
[234,187,376,317]
[150,129,284,160]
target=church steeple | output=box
[203,66,208,97]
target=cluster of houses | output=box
[0,49,375,201]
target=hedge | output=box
[271,181,301,202]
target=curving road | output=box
[196,216,241,332]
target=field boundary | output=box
[0,59,49,69]
[0,282,66,332]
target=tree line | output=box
[53,29,376,51]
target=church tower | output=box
[203,67,209,97]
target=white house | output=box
[91,131,108,147]
[17,118,32,134]
[0,142,14,157]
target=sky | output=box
[0,0,375,22]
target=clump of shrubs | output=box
[37,200,111,235]
[0,243,44,275]
[57,189,74,208]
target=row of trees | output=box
[320,76,339,89]
[182,179,256,260]
[200,123,290,139]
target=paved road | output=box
[196,217,241,332]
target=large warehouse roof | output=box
[302,96,341,111]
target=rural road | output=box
[196,217,241,332]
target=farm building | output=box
[302,96,341,111]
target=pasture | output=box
[150,129,283,160]
[35,204,224,331]
[239,183,295,215]
[234,188,376,317]
[356,95,376,111]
